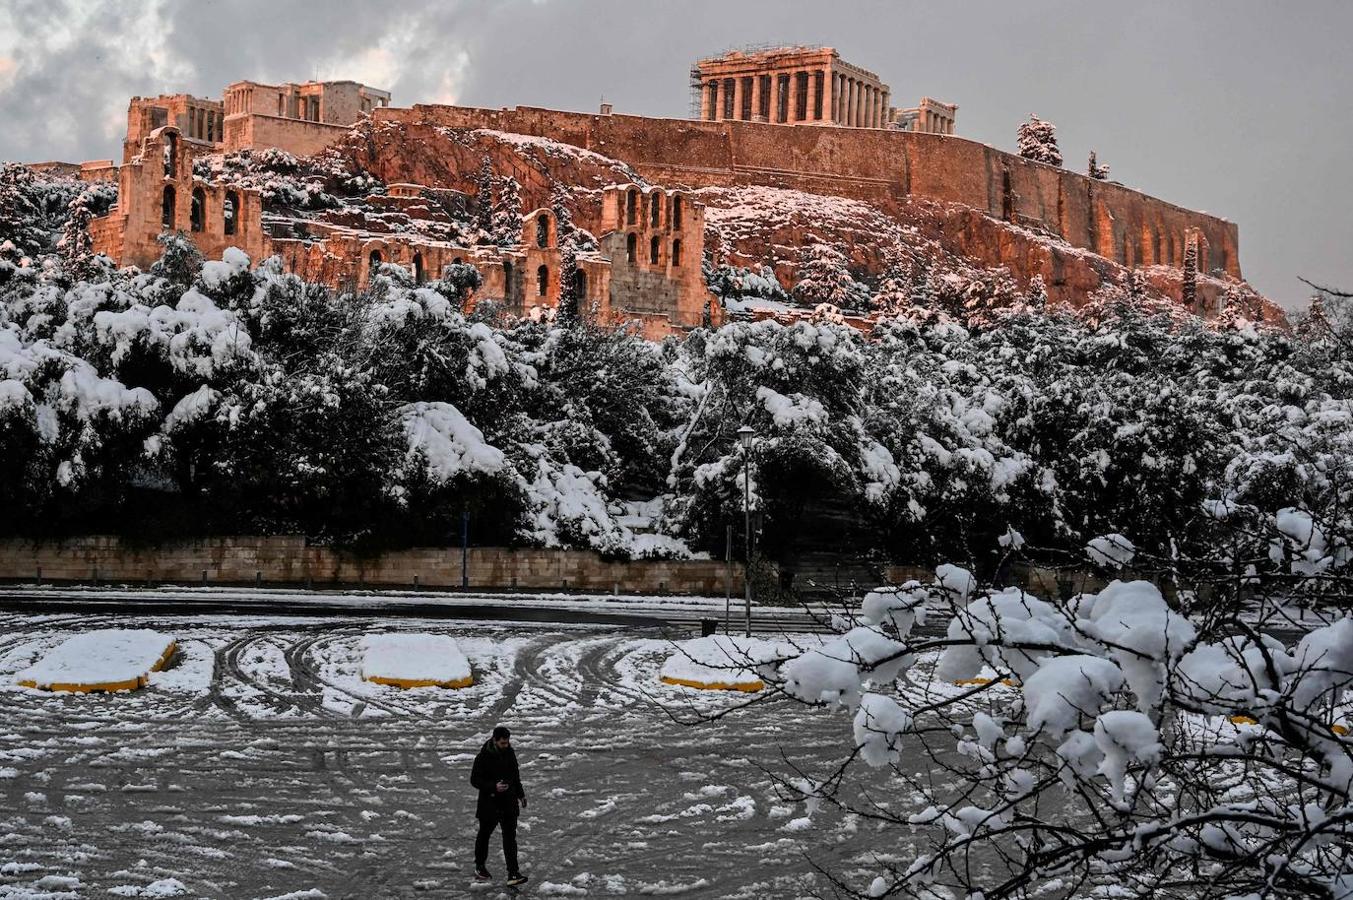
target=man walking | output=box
[471,725,528,886]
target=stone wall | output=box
[222,113,354,158]
[0,537,742,595]
[373,104,1241,279]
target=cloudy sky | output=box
[1,0,1348,307]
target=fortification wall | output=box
[0,536,739,595]
[374,104,1241,278]
[223,113,353,158]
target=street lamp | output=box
[737,424,756,638]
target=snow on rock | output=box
[400,401,507,482]
[1021,654,1124,739]
[1093,710,1162,806]
[853,692,913,766]
[361,633,473,688]
[16,629,175,690]
[660,635,786,691]
[1085,533,1136,569]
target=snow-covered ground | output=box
[0,613,908,899]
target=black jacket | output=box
[470,739,525,818]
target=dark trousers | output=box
[474,810,518,874]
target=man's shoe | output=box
[474,868,492,882]
[506,873,529,886]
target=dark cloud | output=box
[0,0,1349,306]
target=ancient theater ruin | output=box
[71,46,1260,336]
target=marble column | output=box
[732,76,745,121]
[751,74,763,121]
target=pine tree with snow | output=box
[1088,150,1110,180]
[1025,274,1048,309]
[474,155,494,241]
[56,189,96,281]
[1181,236,1199,311]
[550,184,576,247]
[556,242,581,326]
[870,250,911,317]
[793,240,856,308]
[1017,114,1063,167]
[489,176,523,246]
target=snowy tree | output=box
[1088,149,1110,180]
[1017,114,1063,167]
[56,188,97,281]
[793,240,856,308]
[556,243,581,326]
[489,176,523,247]
[1024,273,1047,309]
[1182,235,1199,311]
[870,250,912,317]
[473,155,495,241]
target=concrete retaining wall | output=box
[0,537,741,595]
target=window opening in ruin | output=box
[369,249,383,273]
[536,214,549,248]
[223,191,239,235]
[164,133,177,177]
[278,96,284,116]
[813,72,824,119]
[162,185,176,230]
[453,257,463,265]
[626,190,637,226]
[1001,169,1014,222]
[536,265,548,296]
[649,193,661,227]
[626,233,637,263]
[672,195,683,229]
[190,188,206,233]
[413,253,425,284]
[575,269,587,298]
[649,235,660,265]
[672,239,682,266]
[503,261,514,295]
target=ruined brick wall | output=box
[0,536,740,595]
[373,104,1241,280]
[222,113,354,158]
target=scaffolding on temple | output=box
[688,65,703,119]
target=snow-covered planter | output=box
[360,633,473,689]
[660,635,786,692]
[17,629,176,693]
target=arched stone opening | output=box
[190,187,206,233]
[413,252,425,284]
[672,194,683,229]
[649,193,661,228]
[536,264,549,297]
[164,133,177,178]
[369,249,383,273]
[626,190,638,226]
[575,269,587,298]
[536,214,550,249]
[626,233,637,263]
[162,185,176,230]
[649,235,660,265]
[671,239,682,266]
[224,191,240,236]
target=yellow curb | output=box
[953,677,1016,688]
[1229,714,1259,726]
[660,675,763,693]
[18,640,177,694]
[1331,724,1348,736]
[365,674,474,689]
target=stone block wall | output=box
[222,114,354,159]
[0,537,742,596]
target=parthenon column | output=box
[865,87,874,127]
[881,89,890,127]
[750,75,762,121]
[732,76,745,121]
[786,70,799,122]
[845,78,854,126]
[700,81,711,121]
[871,89,881,127]
[852,80,862,127]
[833,74,843,123]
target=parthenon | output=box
[691,45,955,133]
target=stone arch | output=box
[413,252,425,284]
[453,256,463,265]
[575,268,587,298]
[162,185,176,230]
[164,132,178,178]
[649,191,661,228]
[671,193,683,229]
[626,233,637,263]
[671,239,682,266]
[536,213,550,249]
[369,249,384,273]
[536,264,549,297]
[649,235,660,265]
[190,187,206,233]
[626,189,638,226]
[224,190,240,236]
[503,260,514,296]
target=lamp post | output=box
[737,424,756,638]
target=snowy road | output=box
[0,613,928,899]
